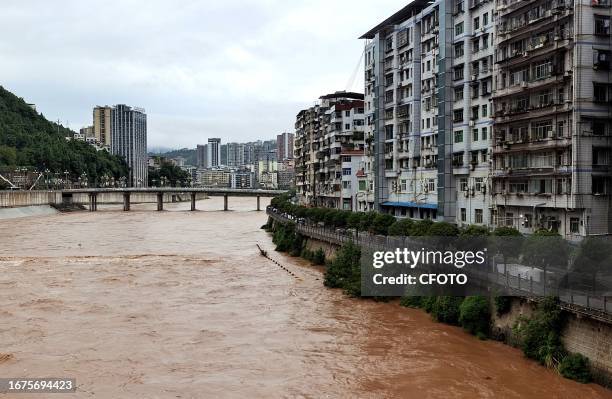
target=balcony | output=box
[493,136,572,153]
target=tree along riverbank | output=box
[263,194,605,387]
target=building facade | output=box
[197,144,208,168]
[277,132,295,161]
[110,104,148,187]
[93,106,113,148]
[207,138,222,168]
[294,91,366,208]
[358,0,612,237]
[491,0,612,237]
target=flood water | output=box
[0,197,610,398]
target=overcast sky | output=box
[0,0,404,150]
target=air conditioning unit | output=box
[521,81,528,88]
[469,120,475,127]
[471,74,478,81]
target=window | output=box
[594,83,611,103]
[385,90,394,104]
[345,123,351,130]
[358,180,367,191]
[595,15,610,36]
[482,104,488,117]
[475,209,483,224]
[533,120,553,140]
[483,13,488,26]
[461,208,467,222]
[459,178,468,191]
[594,49,611,70]
[534,61,552,80]
[343,181,351,189]
[455,22,464,35]
[481,126,488,140]
[570,218,580,234]
[472,129,479,141]
[453,152,464,166]
[400,179,407,192]
[453,109,464,123]
[342,168,351,176]
[454,43,465,58]
[474,177,484,192]
[427,178,436,192]
[455,0,464,14]
[593,121,606,136]
[593,176,610,194]
[385,36,394,51]
[385,125,394,140]
[454,86,464,101]
[454,65,464,80]
[473,16,480,30]
[454,130,464,143]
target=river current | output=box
[0,197,610,398]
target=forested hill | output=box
[149,148,197,166]
[0,85,128,181]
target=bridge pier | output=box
[257,195,261,211]
[157,192,164,211]
[190,193,197,211]
[88,193,97,212]
[123,193,131,211]
[224,195,228,211]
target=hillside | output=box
[150,148,197,166]
[0,85,128,184]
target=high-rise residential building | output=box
[93,106,113,147]
[361,0,494,223]
[226,142,246,167]
[207,138,222,168]
[490,0,612,237]
[360,0,612,237]
[277,132,295,161]
[294,91,366,208]
[220,144,228,166]
[111,104,148,187]
[196,144,208,168]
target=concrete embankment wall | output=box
[0,191,62,208]
[492,297,612,386]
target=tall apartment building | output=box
[111,104,148,187]
[294,92,366,208]
[361,0,495,224]
[491,0,612,236]
[207,138,222,168]
[196,144,208,168]
[93,106,113,147]
[360,0,612,237]
[277,132,295,161]
[226,142,246,167]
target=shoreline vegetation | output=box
[263,192,595,386]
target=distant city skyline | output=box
[0,0,403,148]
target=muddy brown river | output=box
[0,197,610,398]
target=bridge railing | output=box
[266,208,611,321]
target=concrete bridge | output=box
[62,188,286,212]
[0,188,285,212]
